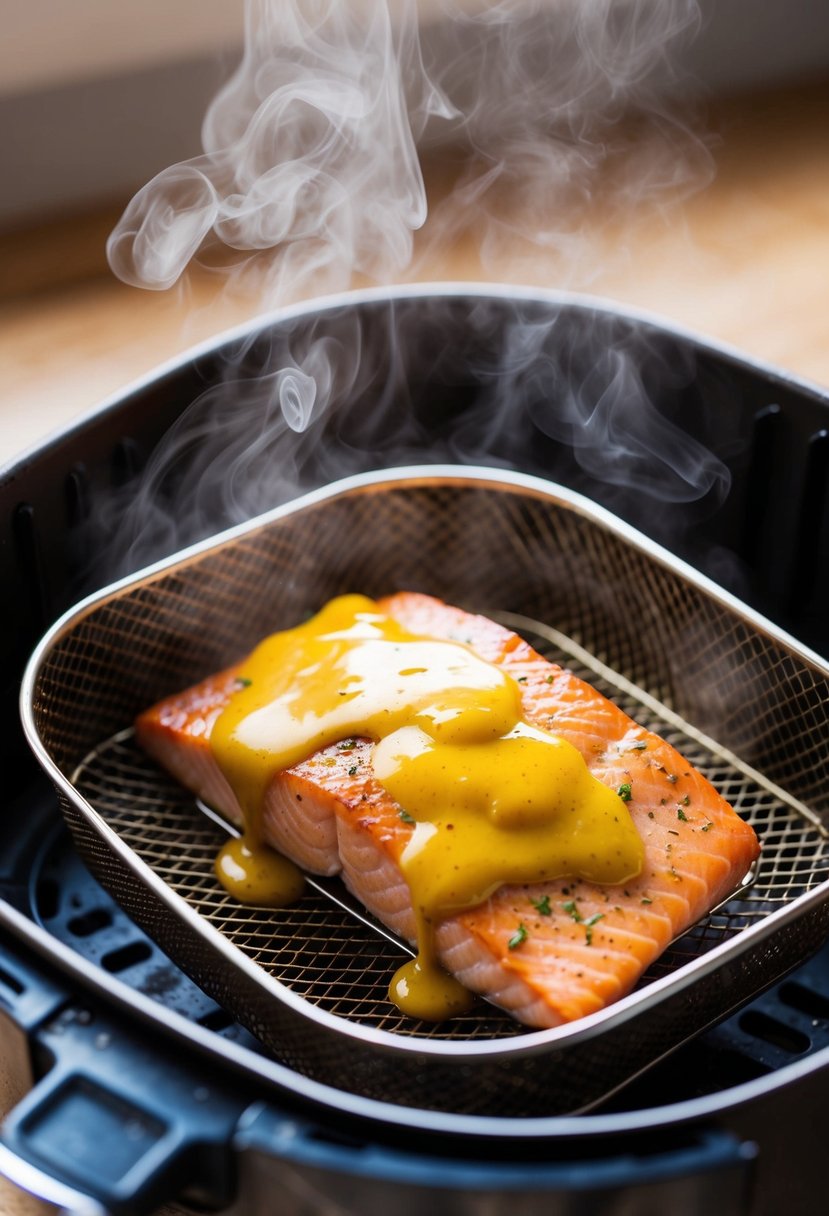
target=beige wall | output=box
[3,1,244,95]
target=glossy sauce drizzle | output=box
[210,595,644,1020]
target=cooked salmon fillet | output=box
[135,592,760,1029]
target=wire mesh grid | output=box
[69,613,829,1038]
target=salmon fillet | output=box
[135,592,760,1029]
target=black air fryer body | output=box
[1,287,828,1216]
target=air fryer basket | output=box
[23,467,829,1118]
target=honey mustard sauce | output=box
[210,594,644,1020]
[214,835,307,907]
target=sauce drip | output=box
[215,836,306,907]
[210,595,644,1019]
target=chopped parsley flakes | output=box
[584,913,604,946]
[530,894,552,916]
[617,782,632,802]
[508,923,528,950]
[563,901,604,942]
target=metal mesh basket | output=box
[22,468,829,1116]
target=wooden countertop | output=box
[0,77,828,1214]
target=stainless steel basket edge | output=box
[20,466,829,1116]
[22,463,829,686]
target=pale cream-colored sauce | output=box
[210,595,644,1020]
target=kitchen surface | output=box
[2,9,829,1211]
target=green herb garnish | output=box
[530,894,552,916]
[234,676,252,688]
[347,766,358,777]
[701,821,714,832]
[617,782,632,802]
[398,809,416,824]
[641,896,653,905]
[337,739,357,751]
[563,899,582,922]
[677,807,688,822]
[508,923,528,950]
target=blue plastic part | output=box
[31,822,265,1053]
[0,985,251,1214]
[21,1075,168,1185]
[0,934,66,1035]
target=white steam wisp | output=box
[107,0,709,299]
[108,0,450,294]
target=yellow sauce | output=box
[210,594,644,1020]
[215,836,306,907]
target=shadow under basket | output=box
[22,468,829,1118]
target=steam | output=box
[108,0,447,294]
[95,2,732,588]
[108,0,710,297]
[90,295,731,583]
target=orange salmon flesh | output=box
[135,592,761,1029]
